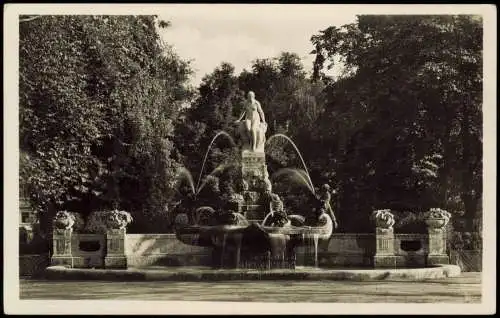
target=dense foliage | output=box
[19,15,194,232]
[20,15,482,234]
[309,15,482,232]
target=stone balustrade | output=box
[46,208,451,271]
[370,208,452,268]
[50,210,132,269]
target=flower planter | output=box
[53,211,76,230]
[105,210,133,230]
[425,218,447,229]
[371,209,395,230]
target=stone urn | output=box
[193,206,216,226]
[105,210,133,230]
[263,211,290,227]
[371,209,395,229]
[53,211,76,230]
[424,208,451,229]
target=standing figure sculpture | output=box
[235,91,267,152]
[317,184,339,230]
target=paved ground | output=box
[20,272,480,303]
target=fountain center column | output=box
[240,118,268,190]
[235,91,273,223]
[241,149,270,223]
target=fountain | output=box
[174,91,336,269]
[42,91,461,283]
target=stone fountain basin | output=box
[175,223,332,248]
[178,224,330,235]
[42,264,462,282]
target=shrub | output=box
[84,211,108,234]
[449,231,482,251]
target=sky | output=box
[156,5,357,86]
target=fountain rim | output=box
[176,224,332,235]
[42,264,462,282]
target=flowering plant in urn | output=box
[53,211,76,230]
[371,209,395,229]
[105,209,133,230]
[424,208,451,229]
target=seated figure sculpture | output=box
[235,91,267,152]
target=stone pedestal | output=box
[105,228,127,269]
[241,151,269,221]
[374,228,397,268]
[424,210,451,266]
[427,227,449,265]
[241,151,267,189]
[51,228,74,267]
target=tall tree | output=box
[174,62,243,196]
[19,15,194,232]
[237,53,328,213]
[310,15,482,231]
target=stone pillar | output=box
[51,228,74,267]
[372,209,397,268]
[51,211,76,267]
[105,228,127,269]
[425,208,451,265]
[104,210,133,269]
[241,151,268,222]
[241,151,267,191]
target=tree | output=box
[19,15,194,232]
[173,62,243,196]
[310,15,482,231]
[175,53,328,217]
[236,53,329,213]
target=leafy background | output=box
[19,15,482,236]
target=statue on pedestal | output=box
[235,91,267,153]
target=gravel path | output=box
[20,272,481,303]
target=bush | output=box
[19,15,193,233]
[392,211,427,234]
[84,211,108,234]
[449,231,482,251]
[19,228,50,255]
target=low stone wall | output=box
[22,232,451,273]
[124,233,429,268]
[297,234,374,267]
[71,234,106,268]
[394,234,428,267]
[19,254,49,277]
[125,234,212,267]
